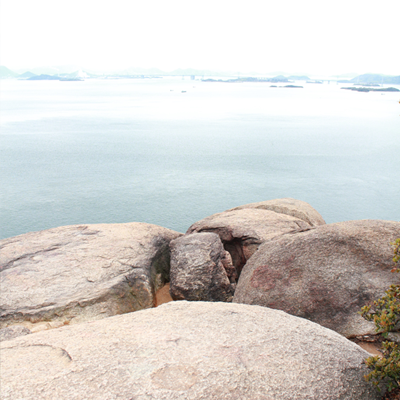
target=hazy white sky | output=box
[0,0,399,75]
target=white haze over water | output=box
[0,78,399,239]
[0,0,399,75]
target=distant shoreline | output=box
[341,86,399,93]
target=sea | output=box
[0,77,399,240]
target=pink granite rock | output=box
[0,223,182,331]
[228,198,325,227]
[187,208,311,278]
[0,301,380,400]
[234,219,400,337]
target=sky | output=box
[0,0,399,76]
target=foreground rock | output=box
[229,197,326,227]
[0,223,181,331]
[234,220,400,337]
[170,232,235,302]
[0,301,379,400]
[187,208,312,278]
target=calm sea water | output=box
[1,78,399,240]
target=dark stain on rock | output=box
[283,254,296,266]
[250,265,283,290]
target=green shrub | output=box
[363,341,400,392]
[360,238,400,392]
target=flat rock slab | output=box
[234,219,400,337]
[0,223,181,331]
[0,301,379,400]
[170,232,234,302]
[229,197,326,227]
[187,208,311,276]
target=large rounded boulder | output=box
[187,206,313,279]
[0,223,182,331]
[229,197,326,227]
[0,301,379,400]
[234,219,400,337]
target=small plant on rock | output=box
[360,238,400,392]
[363,341,400,393]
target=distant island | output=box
[202,76,288,83]
[338,73,400,85]
[59,77,84,81]
[18,71,36,79]
[200,73,400,86]
[1,65,399,87]
[28,74,63,81]
[353,83,380,87]
[0,65,18,78]
[202,75,305,84]
[341,86,400,93]
[24,74,83,81]
[288,75,310,81]
[270,84,303,88]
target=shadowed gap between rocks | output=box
[150,238,183,307]
[149,239,174,306]
[150,241,172,287]
[223,238,250,283]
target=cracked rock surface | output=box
[234,219,400,337]
[0,301,380,400]
[0,223,181,331]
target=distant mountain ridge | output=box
[1,66,399,83]
[350,74,400,84]
[288,75,310,81]
[338,74,400,85]
[18,71,36,79]
[0,66,18,78]
[28,74,62,81]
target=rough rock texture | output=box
[170,232,234,302]
[0,223,182,331]
[229,197,326,227]
[0,325,31,342]
[0,301,380,400]
[187,208,312,278]
[234,220,400,337]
